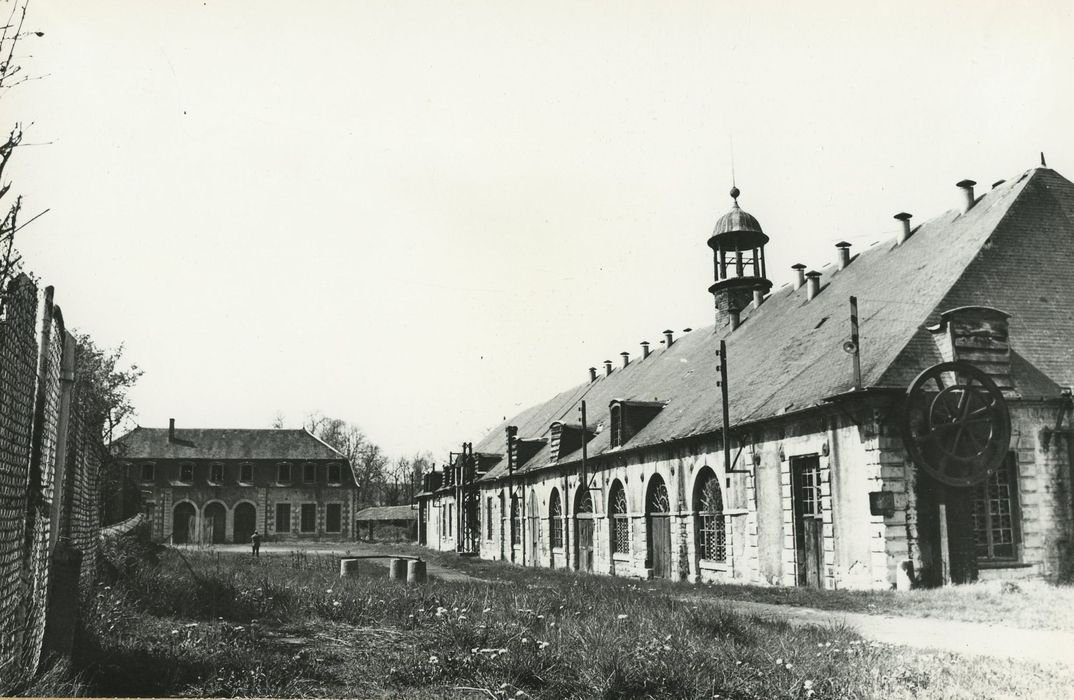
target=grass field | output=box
[400,542,1074,633]
[28,540,1072,698]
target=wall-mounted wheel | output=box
[900,361,1011,487]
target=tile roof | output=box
[473,167,1074,482]
[355,505,417,521]
[113,427,347,461]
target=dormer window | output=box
[549,422,595,462]
[210,462,224,483]
[179,462,194,483]
[609,400,665,448]
[278,462,292,483]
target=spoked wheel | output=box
[900,361,1011,487]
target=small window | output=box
[300,503,316,533]
[275,503,291,532]
[303,463,317,484]
[240,462,253,482]
[326,503,342,533]
[278,462,292,483]
[141,463,155,482]
[210,462,224,483]
[486,497,494,540]
[328,463,342,484]
[180,462,194,483]
[447,503,454,536]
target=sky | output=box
[7,1,1074,463]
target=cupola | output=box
[707,186,772,329]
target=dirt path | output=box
[688,597,1074,666]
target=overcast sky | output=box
[9,1,1074,463]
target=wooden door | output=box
[791,455,824,588]
[645,477,673,579]
[233,502,257,545]
[648,515,672,578]
[576,516,594,572]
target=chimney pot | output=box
[806,270,821,300]
[894,212,912,244]
[588,366,597,383]
[956,179,977,213]
[792,263,807,290]
[640,341,650,359]
[169,418,176,442]
[753,288,765,309]
[729,308,741,331]
[604,360,613,376]
[620,351,630,368]
[663,329,674,346]
[835,241,851,270]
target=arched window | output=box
[609,480,629,554]
[510,494,522,546]
[695,469,726,562]
[549,489,563,548]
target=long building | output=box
[417,166,1074,590]
[115,420,360,543]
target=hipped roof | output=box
[474,167,1074,481]
[114,427,347,462]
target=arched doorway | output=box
[172,502,196,544]
[608,480,629,575]
[694,468,726,568]
[203,502,227,544]
[527,489,539,567]
[645,475,673,579]
[233,502,257,544]
[574,487,595,572]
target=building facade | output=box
[115,421,359,543]
[418,166,1074,590]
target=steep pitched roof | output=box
[113,427,347,461]
[475,167,1073,481]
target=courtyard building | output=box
[418,165,1074,590]
[114,421,359,543]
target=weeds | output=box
[61,548,1074,699]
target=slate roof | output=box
[113,427,347,461]
[472,167,1074,482]
[355,505,417,521]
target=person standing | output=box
[250,529,261,558]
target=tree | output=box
[305,413,388,508]
[0,1,45,293]
[382,451,432,506]
[78,333,142,524]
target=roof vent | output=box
[792,263,806,290]
[806,270,821,300]
[640,341,650,359]
[992,179,1005,189]
[588,366,597,383]
[729,308,741,331]
[663,329,674,346]
[753,288,765,308]
[894,212,912,245]
[682,328,692,333]
[169,418,176,443]
[956,179,977,213]
[835,241,851,270]
[620,351,630,368]
[604,359,613,376]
